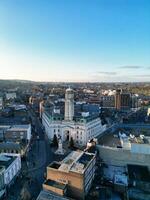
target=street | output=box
[7,106,54,200]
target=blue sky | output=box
[0,0,150,82]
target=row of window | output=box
[5,164,18,184]
[54,129,60,133]
[76,135,82,140]
[0,150,19,153]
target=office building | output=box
[3,124,31,143]
[44,151,96,200]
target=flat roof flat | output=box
[0,154,16,169]
[98,132,121,147]
[49,151,95,174]
[44,179,66,190]
[127,164,150,182]
[36,190,70,200]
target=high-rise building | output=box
[115,89,131,110]
[115,89,121,110]
[100,95,115,108]
[121,92,131,110]
[65,88,74,121]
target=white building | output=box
[130,136,150,154]
[64,88,74,121]
[147,107,150,116]
[0,153,21,186]
[6,93,16,100]
[42,88,106,146]
[0,97,3,110]
[1,124,32,143]
[120,133,150,155]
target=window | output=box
[54,129,56,133]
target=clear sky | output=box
[0,0,150,82]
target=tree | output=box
[20,186,31,200]
[52,134,58,147]
[69,137,74,149]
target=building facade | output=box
[42,89,106,146]
[100,95,115,108]
[3,124,31,143]
[44,151,96,200]
[5,93,16,100]
[0,98,3,110]
[0,153,21,186]
[64,88,74,121]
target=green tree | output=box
[69,137,74,149]
[52,134,58,147]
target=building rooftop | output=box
[44,110,99,123]
[0,154,17,169]
[0,142,23,150]
[36,190,70,200]
[44,102,100,123]
[98,132,121,148]
[44,179,66,190]
[130,136,150,144]
[98,129,150,148]
[7,124,31,131]
[49,151,95,174]
[127,164,150,182]
[0,115,30,125]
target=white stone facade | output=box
[6,93,16,100]
[0,153,21,186]
[42,112,106,146]
[64,88,74,121]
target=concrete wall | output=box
[97,145,150,169]
[43,183,65,196]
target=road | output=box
[7,105,54,200]
[26,105,54,183]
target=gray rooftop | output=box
[49,151,95,174]
[36,190,70,200]
[0,154,17,169]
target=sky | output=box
[0,0,150,82]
